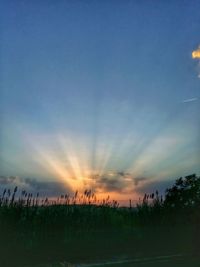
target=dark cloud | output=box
[94,172,148,193]
[133,177,148,186]
[0,176,16,185]
[0,173,167,198]
[0,176,72,197]
[96,176,126,192]
[93,171,175,196]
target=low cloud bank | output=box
[0,176,71,197]
[93,172,148,193]
[0,173,178,199]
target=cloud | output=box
[182,97,198,103]
[0,172,149,197]
[133,177,148,186]
[93,172,148,193]
[96,176,126,192]
[0,176,17,185]
[192,46,200,78]
[192,46,200,59]
[0,176,72,197]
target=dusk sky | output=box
[0,1,200,203]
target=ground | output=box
[26,255,200,267]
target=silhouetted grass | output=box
[0,174,199,267]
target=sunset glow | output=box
[0,1,199,205]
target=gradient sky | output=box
[0,1,200,203]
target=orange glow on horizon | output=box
[22,129,189,206]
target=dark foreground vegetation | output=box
[0,174,200,266]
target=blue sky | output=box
[0,1,200,202]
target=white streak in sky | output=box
[182,97,198,103]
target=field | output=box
[87,256,200,267]
[25,255,200,267]
[0,174,200,267]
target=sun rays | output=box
[19,122,192,199]
[1,69,199,204]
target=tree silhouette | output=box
[164,174,200,209]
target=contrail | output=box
[182,97,198,103]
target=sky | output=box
[0,1,200,204]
